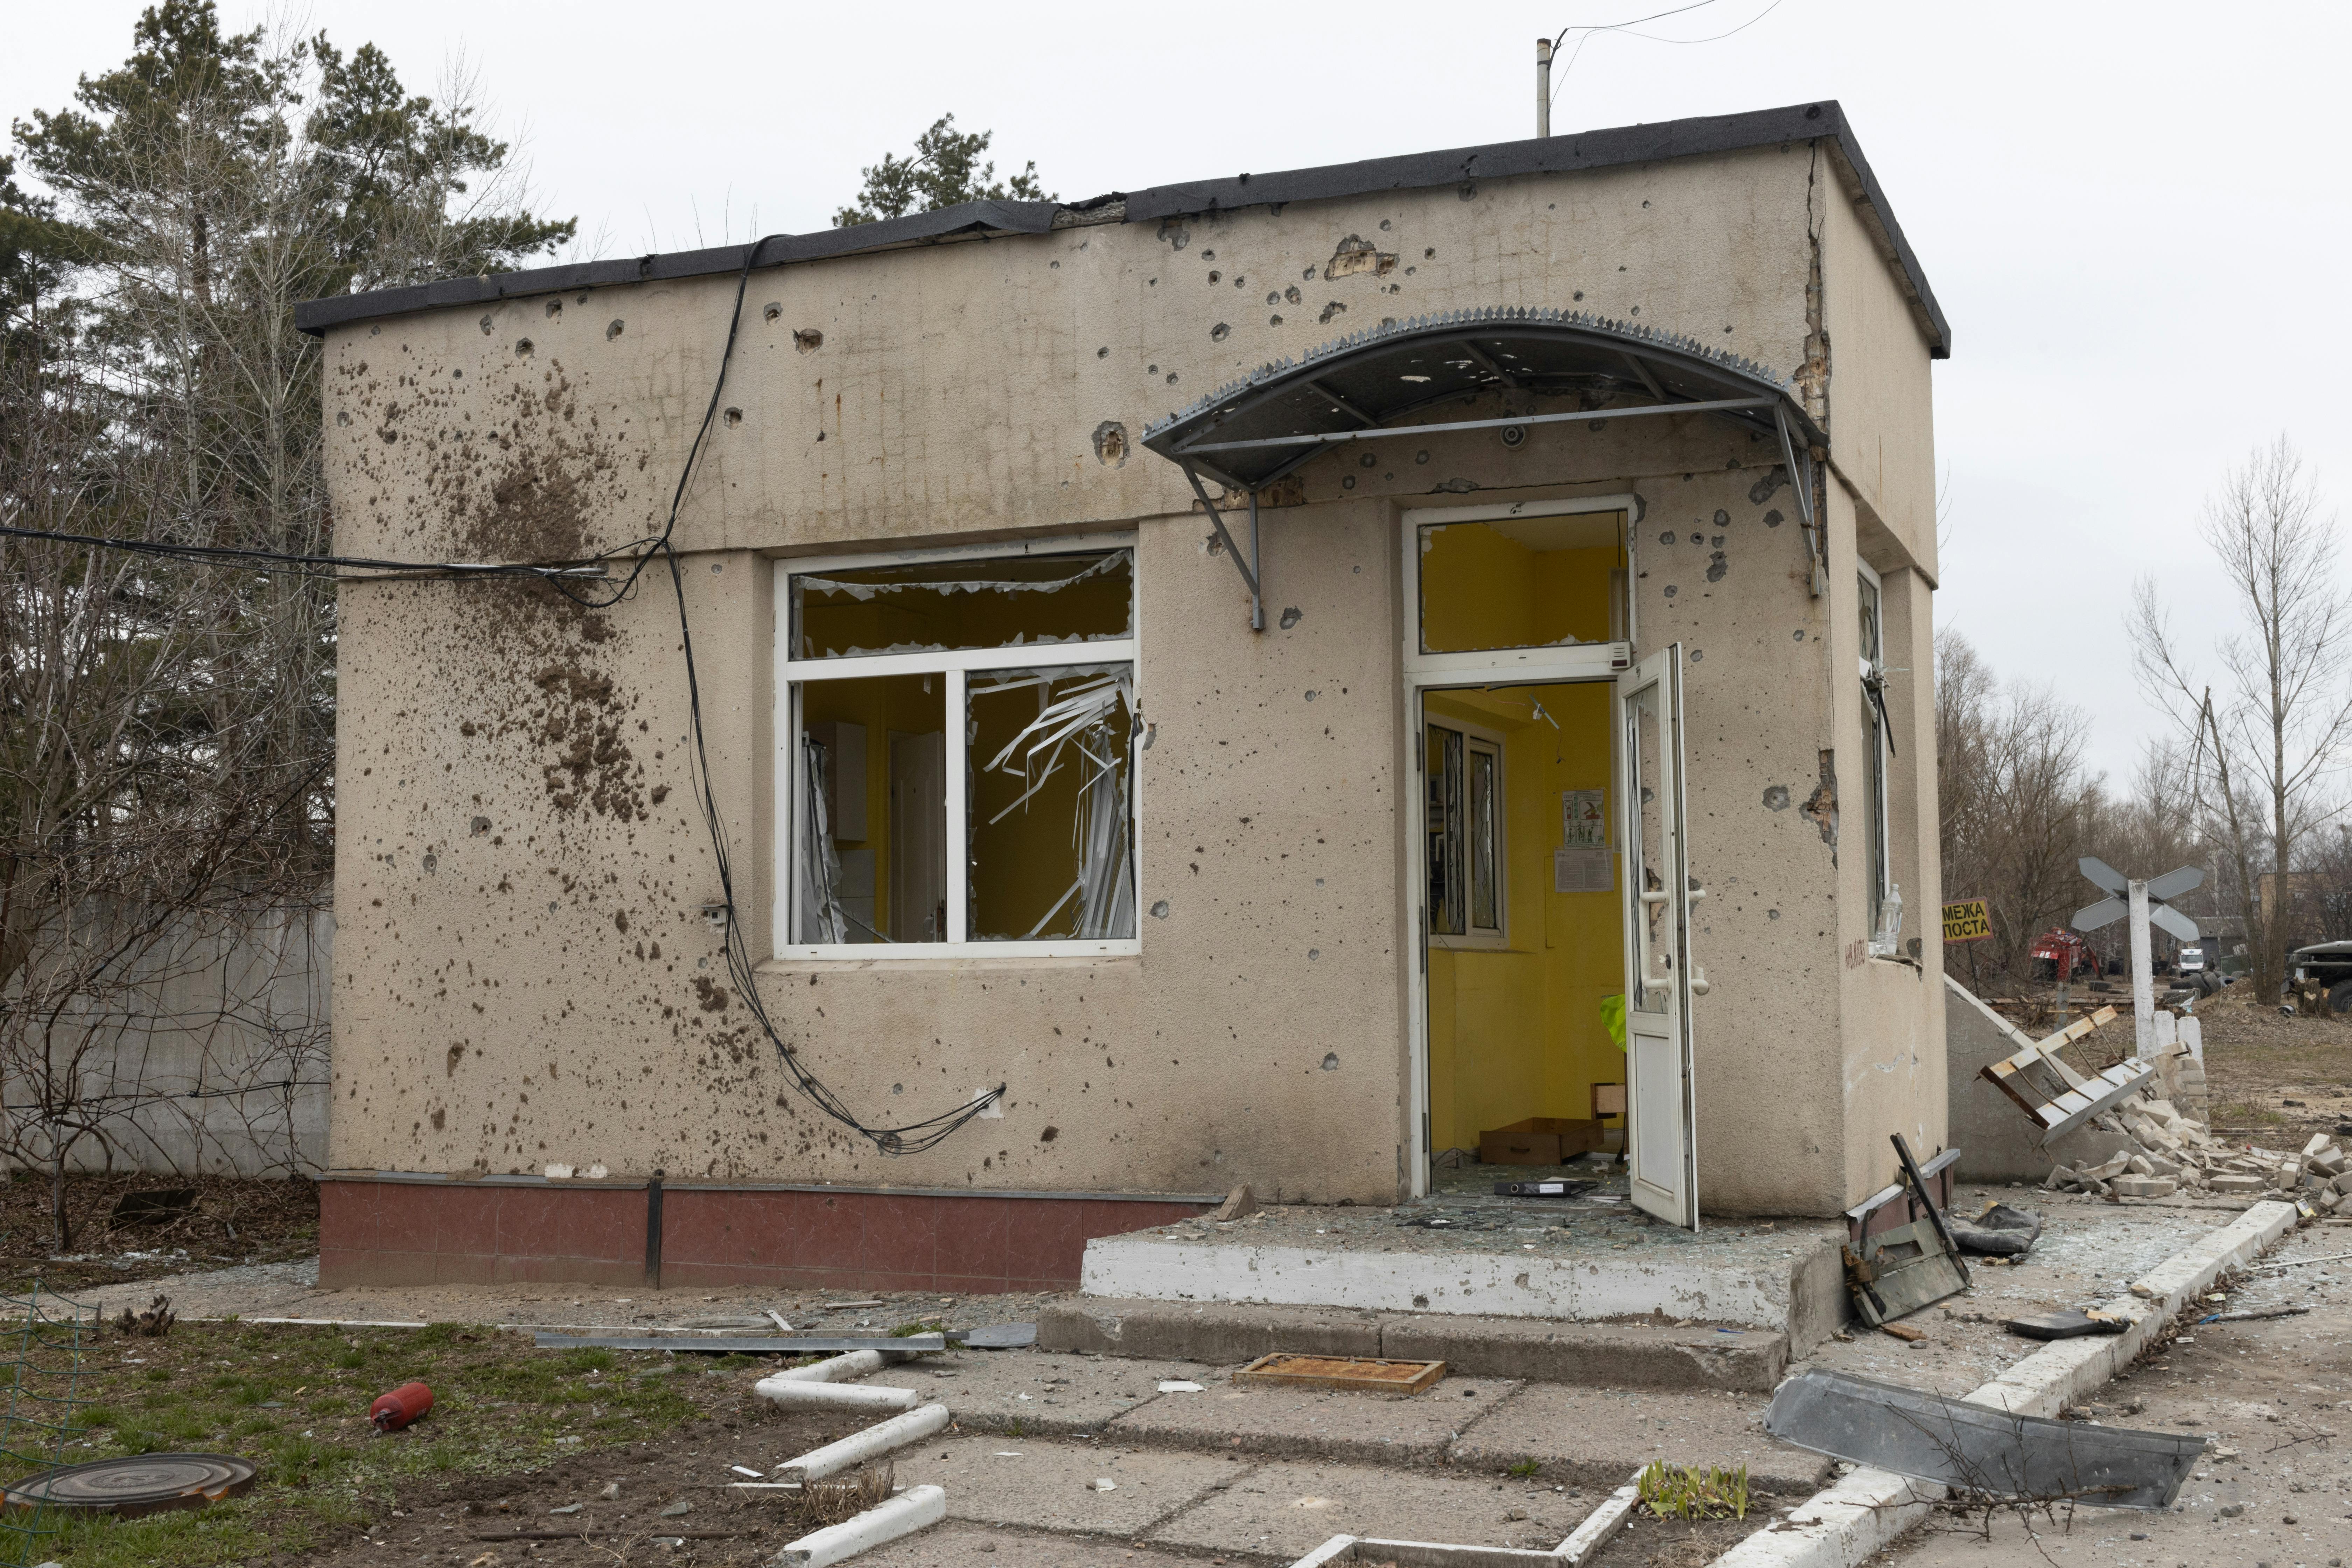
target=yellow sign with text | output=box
[1942,898,1992,944]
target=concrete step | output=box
[1038,1298,1789,1393]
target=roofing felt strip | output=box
[294,101,1946,356]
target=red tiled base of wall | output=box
[318,1180,1209,1292]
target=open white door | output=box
[1618,645,1702,1230]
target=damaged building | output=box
[298,99,1947,1291]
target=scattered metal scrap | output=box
[1763,1368,2202,1510]
[2003,1308,2128,1342]
[533,1332,944,1354]
[1493,1179,1599,1200]
[1843,1136,1970,1328]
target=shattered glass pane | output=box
[793,550,1133,660]
[1627,685,1673,1014]
[794,674,945,943]
[966,664,1136,942]
[1418,513,1623,655]
[1426,724,1465,936]
[1468,744,1499,932]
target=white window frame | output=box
[1857,560,1899,954]
[772,533,1141,961]
[1424,716,1510,952]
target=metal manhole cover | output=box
[4,1453,258,1517]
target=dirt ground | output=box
[2192,992,2352,1147]
[0,1171,318,1296]
[1872,1218,2352,1568]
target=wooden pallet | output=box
[1231,1353,1445,1395]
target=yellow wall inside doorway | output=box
[1425,682,1627,1156]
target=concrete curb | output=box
[780,1403,952,1483]
[1040,1299,1791,1392]
[753,1379,920,1414]
[1705,1199,2300,1568]
[775,1483,947,1566]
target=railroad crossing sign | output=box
[2074,859,2201,943]
[2074,858,2202,1062]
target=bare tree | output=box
[1937,629,2099,979]
[2129,438,2352,995]
[1,5,569,1247]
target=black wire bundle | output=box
[3,235,1004,1158]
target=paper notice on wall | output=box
[1562,789,1608,848]
[1554,847,1614,893]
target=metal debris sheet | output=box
[1231,1353,1446,1396]
[1763,1368,2202,1510]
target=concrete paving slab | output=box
[890,1436,1231,1538]
[857,1521,1204,1566]
[1040,1298,1382,1362]
[1146,1459,1582,1560]
[1447,1384,1830,1494]
[1043,1299,1789,1391]
[911,1349,1209,1435]
[1104,1370,1521,1465]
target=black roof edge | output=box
[295,101,1947,357]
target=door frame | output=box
[1398,495,1636,1198]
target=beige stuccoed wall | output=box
[320,138,1941,1212]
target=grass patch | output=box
[2212,1098,2287,1127]
[1506,1458,1541,1478]
[14,1318,730,1568]
[1636,1461,1750,1521]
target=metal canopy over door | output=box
[1617,645,1701,1230]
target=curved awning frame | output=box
[1143,307,1827,628]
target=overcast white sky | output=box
[11,1,2351,787]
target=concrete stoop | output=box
[1038,1297,1789,1393]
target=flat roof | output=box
[294,100,1948,358]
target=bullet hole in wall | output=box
[1097,346,1109,357]
[793,328,822,353]
[515,338,534,357]
[479,314,493,335]
[1322,1053,1339,1070]
[723,408,742,426]
[1149,900,1170,919]
[1279,607,1302,629]
[1040,1126,1059,1142]
[1211,323,1230,341]
[606,320,625,340]
[763,303,783,322]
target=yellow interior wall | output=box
[800,673,943,936]
[1417,521,1621,652]
[1422,688,1626,1152]
[794,557,1130,658]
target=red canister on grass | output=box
[368,1381,434,1432]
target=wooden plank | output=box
[1232,1353,1445,1395]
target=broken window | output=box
[1416,511,1625,655]
[1857,562,1899,953]
[1425,721,1503,943]
[781,545,1139,955]
[792,550,1132,660]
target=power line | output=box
[2,243,1004,1160]
[1549,0,1789,108]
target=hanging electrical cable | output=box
[2,233,1003,1157]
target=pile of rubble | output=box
[2047,1098,2350,1207]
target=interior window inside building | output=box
[784,548,1138,951]
[1417,510,1628,653]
